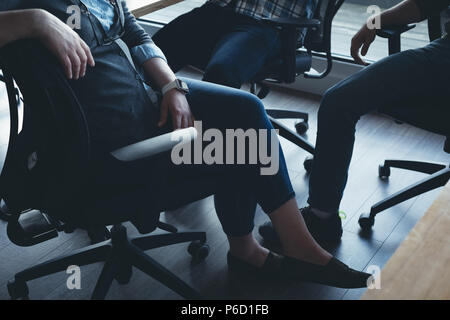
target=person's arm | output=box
[119,0,194,130]
[0,9,95,79]
[0,9,38,48]
[350,0,449,65]
[142,58,195,129]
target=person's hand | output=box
[158,89,194,130]
[32,9,95,79]
[350,24,377,65]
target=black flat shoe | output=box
[228,252,371,289]
[259,206,343,246]
[281,256,371,289]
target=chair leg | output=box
[269,116,315,154]
[250,82,257,94]
[126,242,202,300]
[383,160,447,175]
[131,231,206,251]
[13,241,112,284]
[91,255,120,300]
[266,109,309,121]
[369,167,450,219]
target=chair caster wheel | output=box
[8,279,29,300]
[257,86,270,100]
[0,199,13,222]
[87,226,111,244]
[358,212,375,230]
[188,240,209,261]
[115,264,133,285]
[378,165,390,179]
[303,156,314,174]
[295,121,309,135]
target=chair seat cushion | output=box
[47,153,219,234]
[380,104,449,138]
[253,51,312,83]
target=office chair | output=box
[250,1,344,160]
[0,40,211,300]
[0,73,21,222]
[358,14,450,229]
[194,1,344,166]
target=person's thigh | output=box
[152,3,230,72]
[183,77,273,131]
[378,37,450,124]
[323,37,450,118]
[203,21,281,88]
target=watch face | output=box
[177,79,189,93]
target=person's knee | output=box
[234,92,268,126]
[318,84,357,125]
[204,61,241,88]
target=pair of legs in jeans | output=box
[100,78,370,287]
[309,37,450,219]
[152,2,282,88]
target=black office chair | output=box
[248,0,345,167]
[0,72,22,222]
[358,14,450,229]
[0,40,211,300]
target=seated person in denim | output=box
[153,0,317,88]
[260,0,450,245]
[0,2,370,288]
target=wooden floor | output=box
[0,68,448,300]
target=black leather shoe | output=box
[227,252,370,289]
[259,206,343,246]
[281,256,371,289]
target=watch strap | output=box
[161,80,179,96]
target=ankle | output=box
[229,245,269,268]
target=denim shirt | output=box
[80,0,167,66]
[3,0,166,151]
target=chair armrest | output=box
[376,24,415,38]
[110,127,198,162]
[261,17,321,29]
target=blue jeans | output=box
[308,37,450,213]
[96,79,295,236]
[153,2,282,88]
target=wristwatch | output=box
[161,79,189,96]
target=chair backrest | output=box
[304,0,345,53]
[0,40,91,217]
[0,40,165,233]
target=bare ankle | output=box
[228,235,269,267]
